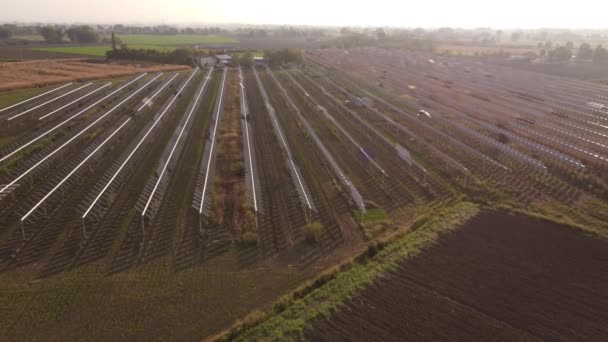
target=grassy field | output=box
[27,35,238,57]
[0,248,316,341]
[118,34,238,46]
[29,45,113,57]
[358,208,389,223]
[30,44,176,57]
[12,34,45,42]
[0,87,48,109]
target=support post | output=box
[81,218,87,239]
[198,213,202,235]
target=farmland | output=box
[305,210,608,341]
[11,34,46,42]
[26,34,239,57]
[118,34,238,46]
[30,44,177,57]
[0,59,189,91]
[0,46,607,341]
[30,45,117,57]
[14,33,239,46]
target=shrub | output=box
[106,47,195,65]
[498,133,509,144]
[239,231,258,247]
[303,221,324,244]
[232,161,245,177]
[264,49,303,66]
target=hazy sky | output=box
[1,0,606,29]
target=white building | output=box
[215,54,232,65]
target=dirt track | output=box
[306,211,608,341]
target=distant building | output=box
[253,56,265,65]
[215,54,232,65]
[199,56,215,68]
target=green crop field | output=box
[117,34,238,46]
[29,45,113,57]
[123,44,176,52]
[12,34,45,42]
[29,44,177,57]
[27,35,237,57]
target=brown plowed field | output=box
[306,211,608,341]
[0,59,189,91]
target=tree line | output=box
[233,26,326,39]
[322,30,434,52]
[0,24,227,45]
[264,49,303,66]
[109,25,224,35]
[541,43,608,64]
[106,47,195,65]
[37,25,100,44]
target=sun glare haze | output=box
[0,0,607,341]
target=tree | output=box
[264,49,303,66]
[172,48,195,65]
[412,28,425,36]
[111,33,125,51]
[38,26,64,43]
[0,27,12,39]
[565,41,574,50]
[111,32,117,51]
[375,28,386,40]
[66,25,99,43]
[235,51,254,67]
[548,46,572,63]
[593,45,608,64]
[578,43,593,60]
[106,47,195,65]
